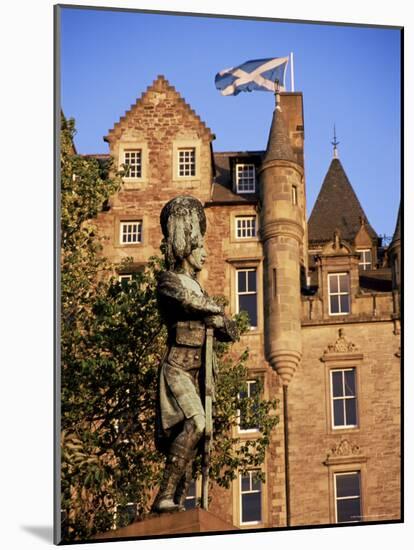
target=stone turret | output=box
[259,93,305,385]
[388,204,401,291]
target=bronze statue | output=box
[153,195,238,513]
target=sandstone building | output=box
[91,75,401,529]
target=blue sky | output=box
[60,6,401,238]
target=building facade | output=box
[92,75,401,529]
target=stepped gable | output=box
[308,158,378,245]
[104,75,214,143]
[263,105,296,164]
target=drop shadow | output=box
[21,525,54,543]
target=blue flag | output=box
[215,57,289,96]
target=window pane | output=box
[239,294,257,327]
[185,497,196,510]
[249,380,259,397]
[330,295,339,314]
[241,492,261,523]
[329,275,339,293]
[344,370,356,396]
[339,274,349,293]
[184,479,196,510]
[251,473,261,492]
[241,474,250,492]
[247,270,256,292]
[337,497,361,523]
[340,294,350,313]
[345,398,357,425]
[333,399,345,426]
[332,371,343,397]
[238,271,246,293]
[336,473,360,498]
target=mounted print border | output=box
[54,3,403,545]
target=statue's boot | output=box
[175,449,197,511]
[153,443,190,513]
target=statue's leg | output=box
[153,414,205,513]
[174,449,197,511]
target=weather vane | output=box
[331,124,339,158]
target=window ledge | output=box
[122,179,148,190]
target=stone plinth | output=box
[94,508,238,540]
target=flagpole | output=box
[290,52,295,92]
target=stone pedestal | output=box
[94,508,238,540]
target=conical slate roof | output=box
[308,158,378,244]
[263,106,296,164]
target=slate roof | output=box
[263,107,296,164]
[359,268,392,292]
[308,158,378,244]
[210,151,263,204]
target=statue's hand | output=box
[205,314,225,329]
[205,299,222,315]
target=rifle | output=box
[201,327,214,510]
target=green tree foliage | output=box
[60,116,279,542]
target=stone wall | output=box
[288,321,401,526]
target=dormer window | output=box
[328,273,350,315]
[357,249,372,271]
[236,164,255,193]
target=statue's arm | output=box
[205,314,239,342]
[157,272,222,316]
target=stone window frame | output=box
[329,367,358,430]
[327,272,351,316]
[177,148,196,177]
[235,215,257,240]
[357,248,372,271]
[237,469,264,527]
[322,346,363,435]
[227,257,264,335]
[123,149,142,179]
[172,139,202,182]
[237,379,260,435]
[118,274,133,283]
[119,220,143,245]
[112,501,137,529]
[236,267,258,330]
[324,453,367,525]
[333,470,362,524]
[117,141,148,190]
[230,210,259,244]
[235,163,256,194]
[113,214,148,250]
[184,477,202,510]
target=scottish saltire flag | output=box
[215,57,289,96]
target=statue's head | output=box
[160,195,207,272]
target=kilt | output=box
[158,361,204,432]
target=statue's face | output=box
[186,239,207,273]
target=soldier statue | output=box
[153,195,238,513]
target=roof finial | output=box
[331,124,339,158]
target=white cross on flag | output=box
[215,57,289,96]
